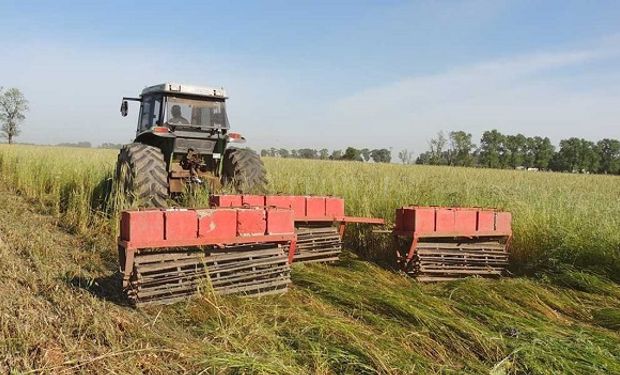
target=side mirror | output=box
[120,100,128,117]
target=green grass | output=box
[0,144,619,374]
[1,144,618,278]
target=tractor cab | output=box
[121,83,230,136]
[122,83,231,134]
[116,83,266,204]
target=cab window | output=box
[139,95,163,131]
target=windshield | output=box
[165,96,229,129]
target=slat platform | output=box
[125,244,290,306]
[405,240,509,281]
[294,226,342,264]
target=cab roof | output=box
[141,82,227,99]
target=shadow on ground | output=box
[66,272,131,307]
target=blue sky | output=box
[1,1,619,152]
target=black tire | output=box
[115,143,168,208]
[221,147,268,193]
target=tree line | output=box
[260,147,391,163]
[414,130,620,174]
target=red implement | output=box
[118,207,297,306]
[393,206,512,281]
[210,194,384,263]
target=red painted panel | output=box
[325,197,345,217]
[165,210,198,240]
[306,196,326,218]
[265,195,294,209]
[435,208,456,233]
[454,209,477,233]
[290,196,307,219]
[242,195,265,207]
[477,210,495,232]
[210,194,242,207]
[266,208,295,234]
[120,210,164,242]
[197,209,237,239]
[414,207,435,233]
[496,212,512,233]
[237,208,267,236]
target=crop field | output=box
[0,144,619,374]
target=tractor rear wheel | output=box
[222,147,268,193]
[115,143,168,208]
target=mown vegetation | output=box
[0,144,619,374]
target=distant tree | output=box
[279,148,290,158]
[398,149,414,164]
[57,141,92,148]
[319,148,329,160]
[448,131,475,166]
[503,133,527,168]
[330,150,343,160]
[553,138,600,173]
[341,147,363,161]
[99,143,123,149]
[415,151,432,165]
[549,152,566,172]
[532,137,555,170]
[291,149,298,158]
[0,87,29,144]
[260,149,269,157]
[297,148,318,159]
[470,149,481,166]
[479,130,505,168]
[597,138,620,174]
[523,137,537,168]
[551,138,579,172]
[370,148,391,163]
[429,131,448,165]
[580,140,601,173]
[360,148,371,162]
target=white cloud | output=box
[323,44,620,152]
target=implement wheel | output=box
[115,143,168,208]
[222,147,267,193]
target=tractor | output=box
[116,82,267,207]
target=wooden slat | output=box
[126,243,292,305]
[407,239,509,281]
[293,226,343,264]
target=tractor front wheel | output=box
[115,143,168,208]
[221,147,268,193]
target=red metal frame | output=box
[209,195,386,239]
[118,207,298,289]
[392,206,512,269]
